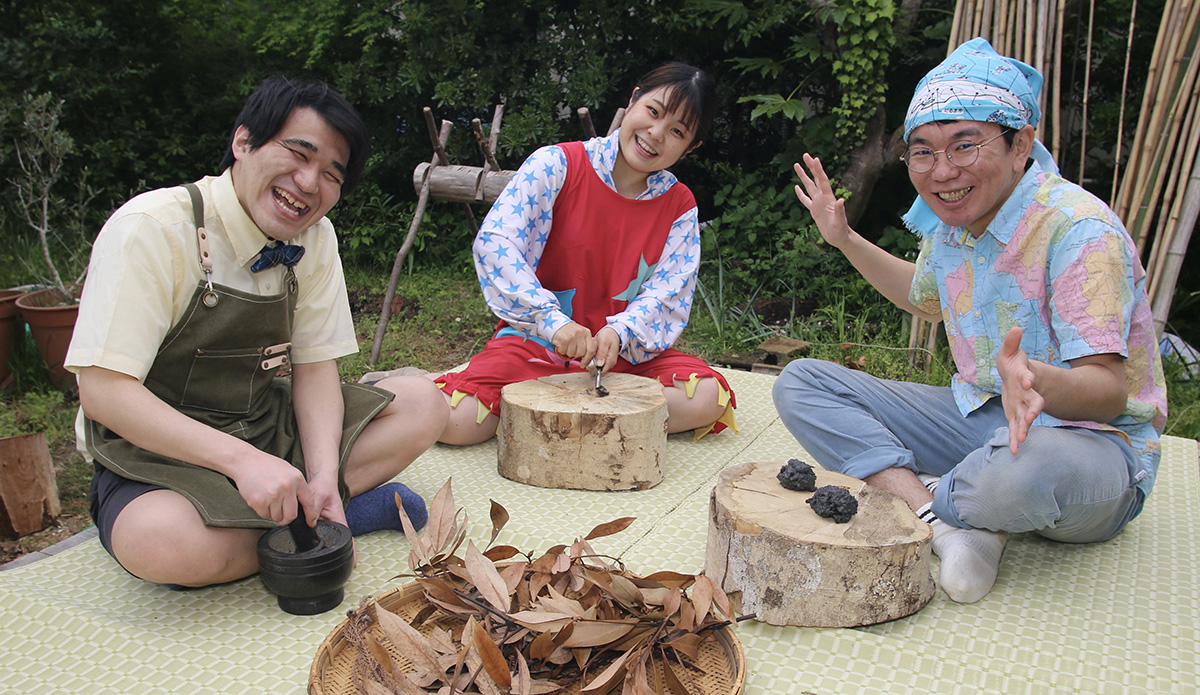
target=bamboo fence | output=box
[912,0,1200,367]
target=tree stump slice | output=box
[705,461,933,627]
[0,432,61,539]
[498,372,667,491]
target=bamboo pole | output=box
[1077,0,1094,183]
[1115,0,1178,232]
[949,0,966,52]
[1049,0,1063,161]
[1110,0,1139,205]
[1151,139,1200,336]
[1147,59,1200,298]
[1128,1,1199,255]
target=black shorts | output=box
[88,461,165,556]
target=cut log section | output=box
[498,372,668,491]
[0,432,61,539]
[705,461,933,627]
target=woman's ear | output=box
[628,87,642,107]
[685,140,703,157]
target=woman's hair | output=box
[630,62,717,146]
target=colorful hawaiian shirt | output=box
[907,161,1168,496]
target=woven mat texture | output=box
[0,368,1195,694]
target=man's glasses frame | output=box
[900,131,1009,173]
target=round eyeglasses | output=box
[900,131,1008,173]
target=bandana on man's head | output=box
[903,37,1043,142]
[901,37,1060,237]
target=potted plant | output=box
[8,92,96,391]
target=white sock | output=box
[928,518,1006,603]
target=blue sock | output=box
[344,482,427,536]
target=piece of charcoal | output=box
[777,458,817,492]
[806,485,859,523]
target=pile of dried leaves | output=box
[343,479,742,695]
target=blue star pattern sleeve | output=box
[607,207,701,364]
[471,131,702,363]
[472,144,571,343]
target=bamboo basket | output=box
[310,581,747,695]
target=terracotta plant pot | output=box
[0,289,23,390]
[15,287,80,392]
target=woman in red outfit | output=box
[435,62,736,445]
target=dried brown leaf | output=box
[585,517,636,541]
[514,650,533,695]
[674,599,696,634]
[498,560,530,594]
[419,577,474,611]
[527,680,564,694]
[427,478,459,553]
[580,649,633,693]
[363,679,394,695]
[529,628,557,660]
[547,644,574,665]
[662,588,682,618]
[607,573,642,607]
[375,604,444,681]
[691,575,714,625]
[572,646,592,671]
[664,633,704,660]
[661,652,693,695]
[561,620,638,648]
[529,553,558,575]
[705,574,734,619]
[488,499,510,545]
[464,541,512,612]
[637,586,670,606]
[473,619,513,689]
[397,492,432,569]
[365,633,392,674]
[483,544,522,562]
[639,571,695,589]
[509,610,575,631]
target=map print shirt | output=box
[907,161,1168,496]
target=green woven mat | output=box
[0,369,1195,694]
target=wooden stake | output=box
[370,120,454,365]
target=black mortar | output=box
[256,519,353,615]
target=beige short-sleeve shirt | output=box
[66,169,358,379]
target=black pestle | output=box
[288,515,323,552]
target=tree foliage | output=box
[0,0,1177,299]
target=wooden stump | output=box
[705,461,933,627]
[498,372,667,491]
[0,431,61,539]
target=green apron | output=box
[85,183,393,528]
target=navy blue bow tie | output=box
[251,243,305,272]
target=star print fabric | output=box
[471,130,703,365]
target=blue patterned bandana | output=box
[902,37,1059,237]
[904,37,1043,141]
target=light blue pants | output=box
[771,359,1143,542]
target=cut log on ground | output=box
[498,372,668,491]
[0,431,61,539]
[705,461,933,627]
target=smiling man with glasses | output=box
[775,38,1166,604]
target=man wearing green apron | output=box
[65,77,448,588]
